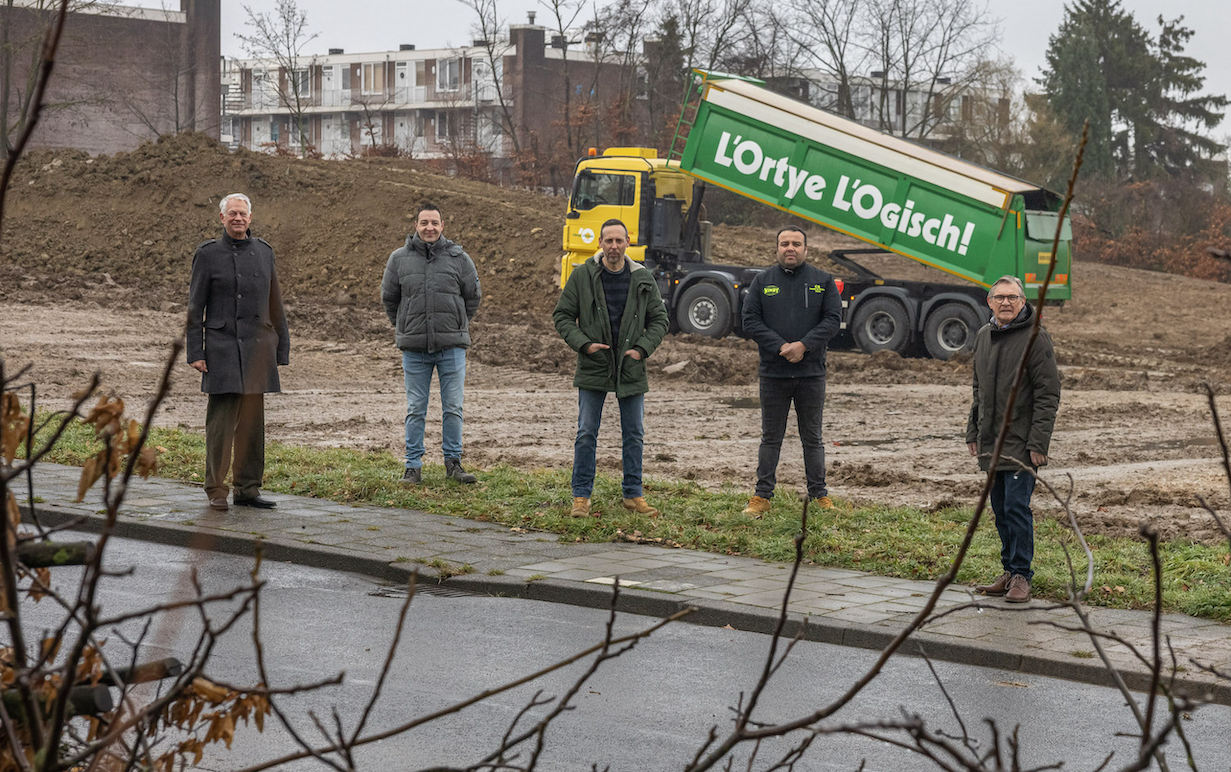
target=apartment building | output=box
[227,19,634,165]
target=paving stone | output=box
[726,577,791,591]
[638,580,698,592]
[585,577,641,587]
[822,607,897,625]
[519,561,575,572]
[678,588,743,601]
[693,583,765,597]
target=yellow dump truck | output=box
[561,71,1072,359]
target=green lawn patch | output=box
[27,416,1231,621]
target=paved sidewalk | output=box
[18,463,1231,703]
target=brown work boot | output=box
[742,495,771,516]
[975,571,1011,596]
[622,497,659,517]
[812,496,835,510]
[1005,574,1032,603]
[570,497,591,517]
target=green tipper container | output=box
[679,77,1072,300]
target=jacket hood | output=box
[587,252,647,272]
[406,232,464,257]
[990,302,1036,334]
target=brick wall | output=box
[1,0,220,156]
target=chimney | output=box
[399,44,415,51]
[527,10,536,24]
[328,48,344,55]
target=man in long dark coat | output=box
[187,193,290,510]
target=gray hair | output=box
[988,275,1025,297]
[219,193,252,214]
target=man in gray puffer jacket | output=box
[381,202,481,485]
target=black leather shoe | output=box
[233,496,277,509]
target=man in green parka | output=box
[966,275,1061,603]
[553,219,669,518]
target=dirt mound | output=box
[5,132,566,317]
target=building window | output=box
[270,120,280,144]
[362,62,386,94]
[435,111,453,140]
[291,69,310,97]
[437,58,460,92]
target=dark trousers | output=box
[990,469,1036,580]
[756,376,827,499]
[205,393,265,500]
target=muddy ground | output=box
[2,134,1230,545]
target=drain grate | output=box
[369,583,484,599]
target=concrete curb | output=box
[21,502,1231,705]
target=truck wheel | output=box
[676,283,733,338]
[851,297,911,355]
[923,302,981,360]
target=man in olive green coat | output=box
[966,275,1061,603]
[553,219,669,518]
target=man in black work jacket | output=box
[740,226,842,516]
[186,193,290,511]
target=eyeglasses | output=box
[991,294,1022,304]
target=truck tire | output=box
[676,283,733,338]
[851,296,911,355]
[922,302,981,360]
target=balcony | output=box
[239,81,508,113]
[320,89,352,107]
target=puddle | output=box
[1134,437,1220,451]
[722,397,760,409]
[838,434,953,447]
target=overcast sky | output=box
[202,0,1228,129]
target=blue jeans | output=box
[402,348,466,469]
[572,389,644,499]
[990,469,1036,580]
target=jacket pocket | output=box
[620,353,646,383]
[204,318,226,329]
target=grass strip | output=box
[25,417,1231,621]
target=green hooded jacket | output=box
[552,255,669,397]
[965,303,1061,472]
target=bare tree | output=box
[457,0,521,158]
[783,0,867,118]
[539,0,586,161]
[863,0,997,139]
[235,0,319,157]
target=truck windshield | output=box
[572,172,636,210]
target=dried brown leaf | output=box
[76,455,103,502]
[192,676,230,704]
[1,393,30,465]
[126,419,141,452]
[136,446,158,479]
[29,568,51,603]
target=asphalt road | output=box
[14,535,1229,771]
